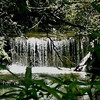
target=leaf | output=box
[78,87,91,95]
[25,67,32,80]
[16,91,25,100]
[24,67,32,88]
[0,89,20,99]
[0,64,6,69]
[29,87,38,99]
[91,2,100,13]
[91,31,100,39]
[31,79,62,100]
[87,81,100,85]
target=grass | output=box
[0,72,83,82]
[0,74,24,81]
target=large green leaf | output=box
[24,67,32,88]
[25,67,32,80]
[91,31,100,39]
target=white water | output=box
[10,37,89,68]
[10,37,70,67]
[0,64,87,78]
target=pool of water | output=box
[0,64,87,79]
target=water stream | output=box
[9,36,89,68]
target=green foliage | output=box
[0,37,10,68]
[1,67,100,99]
[0,64,6,70]
[85,1,100,75]
[88,31,100,74]
[0,67,61,99]
[91,31,100,39]
[91,1,100,13]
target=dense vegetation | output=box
[0,0,100,100]
[1,0,93,35]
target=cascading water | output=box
[9,36,89,68]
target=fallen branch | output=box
[74,52,91,71]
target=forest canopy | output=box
[0,0,99,37]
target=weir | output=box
[9,36,89,68]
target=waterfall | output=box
[10,36,89,67]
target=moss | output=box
[25,31,47,38]
[24,30,75,38]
